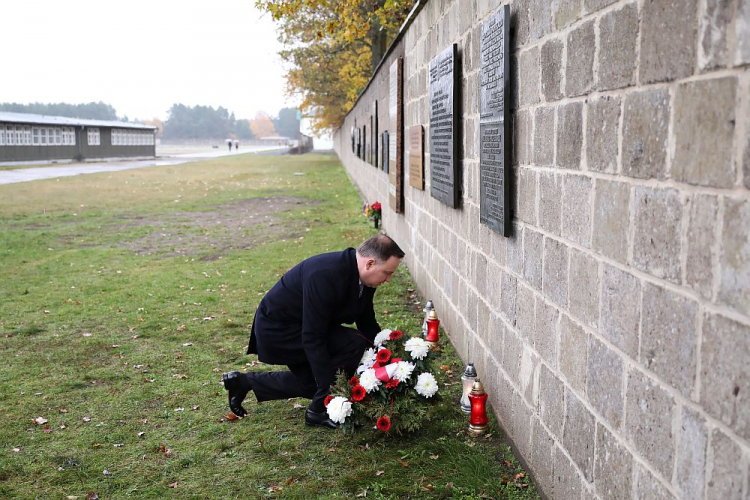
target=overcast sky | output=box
[0,0,295,122]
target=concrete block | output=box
[634,462,676,500]
[597,3,638,91]
[531,418,556,494]
[519,47,541,107]
[584,0,617,14]
[554,446,584,498]
[633,186,683,283]
[475,252,488,297]
[562,174,592,247]
[514,110,531,166]
[586,96,621,174]
[639,0,697,83]
[513,393,533,458]
[516,283,535,343]
[501,270,518,325]
[520,346,540,407]
[539,363,564,438]
[503,327,523,386]
[673,77,737,188]
[706,428,744,500]
[675,406,707,500]
[600,264,641,359]
[566,20,596,97]
[625,370,676,478]
[569,247,599,328]
[553,0,582,29]
[543,237,569,308]
[700,313,750,441]
[524,227,544,291]
[720,197,750,316]
[517,168,538,225]
[641,283,698,398]
[686,194,719,300]
[563,387,596,481]
[557,102,583,170]
[586,335,624,429]
[528,0,551,41]
[592,179,629,264]
[559,314,588,394]
[507,223,524,276]
[539,172,562,237]
[622,88,670,180]
[535,297,559,368]
[541,38,564,102]
[737,0,750,65]
[698,0,733,71]
[533,106,555,167]
[510,0,530,48]
[594,423,633,499]
[745,97,750,189]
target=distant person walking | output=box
[227,139,233,152]
[234,140,239,150]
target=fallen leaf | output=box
[102,470,111,476]
[59,424,66,429]
[466,440,476,447]
[172,374,188,379]
[356,490,368,497]
[420,484,434,491]
[33,416,48,425]
[82,332,92,337]
[59,408,68,413]
[429,455,439,460]
[375,470,385,476]
[400,461,409,467]
[138,432,145,437]
[192,405,200,411]
[293,403,304,409]
[216,418,225,423]
[87,492,100,500]
[327,447,337,452]
[182,343,192,347]
[226,413,240,420]
[168,481,178,488]
[82,417,91,422]
[42,425,52,433]
[267,485,283,493]
[139,419,148,424]
[503,460,512,467]
[12,447,20,452]
[174,407,184,412]
[176,325,186,332]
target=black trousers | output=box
[248,325,371,412]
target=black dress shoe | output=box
[222,372,250,417]
[305,408,338,429]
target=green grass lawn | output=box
[0,153,539,499]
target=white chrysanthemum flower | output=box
[404,337,430,360]
[357,347,377,373]
[373,329,392,347]
[359,368,382,393]
[326,396,353,424]
[392,361,416,382]
[415,372,438,398]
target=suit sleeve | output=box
[356,289,381,341]
[301,271,339,391]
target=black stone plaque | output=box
[372,101,378,167]
[479,5,511,236]
[356,127,361,158]
[351,127,355,153]
[382,131,389,173]
[363,125,368,163]
[429,44,459,208]
[388,58,404,213]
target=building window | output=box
[0,126,5,146]
[87,128,100,146]
[32,127,40,145]
[7,126,16,146]
[23,126,32,145]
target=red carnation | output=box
[386,378,400,389]
[349,376,359,387]
[376,349,391,363]
[376,416,391,432]
[324,395,334,407]
[351,384,366,402]
[389,330,403,340]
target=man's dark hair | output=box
[357,234,405,261]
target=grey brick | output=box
[584,0,617,14]
[539,171,562,235]
[535,297,559,368]
[641,284,698,398]
[700,313,750,441]
[541,39,564,101]
[598,3,638,91]
[745,99,750,189]
[513,393,533,458]
[501,270,518,325]
[563,387,595,481]
[594,423,633,499]
[587,335,624,429]
[520,346,540,407]
[699,0,733,71]
[523,227,543,291]
[622,88,670,180]
[517,168,538,226]
[719,197,750,316]
[566,20,596,97]
[634,463,676,500]
[539,363,564,438]
[559,314,588,393]
[686,194,719,300]
[513,109,531,166]
[503,328,523,387]
[673,78,737,188]
[675,406,707,500]
[625,370,676,478]
[557,102,583,170]
[507,223,524,276]
[592,179,630,264]
[519,47,541,108]
[639,0,697,83]
[510,0,530,48]
[706,429,744,500]
[543,237,569,308]
[600,264,640,358]
[586,96,621,174]
[554,446,583,498]
[531,418,556,494]
[633,186,683,283]
[534,106,555,166]
[553,0,582,29]
[737,0,750,65]
[562,174,592,247]
[528,0,552,42]
[516,283,535,342]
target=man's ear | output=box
[366,258,376,270]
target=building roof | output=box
[0,111,156,130]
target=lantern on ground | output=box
[460,363,477,414]
[425,308,440,347]
[370,201,382,228]
[422,300,434,337]
[468,379,489,436]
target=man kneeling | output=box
[222,234,405,428]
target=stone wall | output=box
[333,0,750,498]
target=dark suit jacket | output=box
[247,248,380,390]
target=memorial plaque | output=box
[372,101,378,168]
[479,5,511,236]
[363,125,367,163]
[382,131,389,173]
[408,125,424,190]
[356,127,361,158]
[351,127,355,153]
[388,58,404,213]
[429,44,459,208]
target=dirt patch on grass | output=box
[114,196,317,259]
